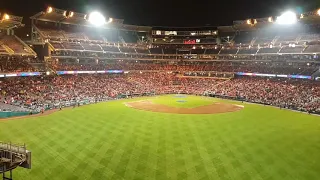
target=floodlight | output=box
[3,14,10,20]
[47,7,53,13]
[108,18,113,23]
[300,14,304,19]
[317,9,320,16]
[276,11,297,25]
[268,17,273,22]
[246,19,251,25]
[69,11,74,18]
[88,12,106,26]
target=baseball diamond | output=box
[1,3,320,180]
[1,95,320,180]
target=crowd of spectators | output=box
[0,72,319,114]
[52,61,318,75]
[0,57,36,73]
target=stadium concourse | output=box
[0,8,320,116]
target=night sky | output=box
[1,0,319,27]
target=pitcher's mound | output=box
[125,100,243,114]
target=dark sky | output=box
[1,0,319,27]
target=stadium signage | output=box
[56,70,124,75]
[236,72,312,79]
[0,72,42,78]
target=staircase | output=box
[250,37,257,46]
[119,36,126,44]
[271,36,280,45]
[2,45,14,54]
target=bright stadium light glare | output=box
[276,11,297,25]
[88,12,106,26]
[3,14,10,20]
[47,7,53,13]
[69,11,74,18]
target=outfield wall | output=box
[0,111,35,118]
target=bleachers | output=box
[135,48,150,54]
[64,32,86,40]
[0,34,31,54]
[62,42,84,50]
[219,48,238,55]
[149,48,163,54]
[177,50,190,54]
[190,49,205,54]
[101,45,120,52]
[120,47,136,53]
[205,48,220,54]
[258,47,280,54]
[304,45,320,53]
[300,34,320,42]
[50,42,65,49]
[237,48,258,54]
[279,46,304,53]
[277,35,297,43]
[81,43,102,51]
[163,48,176,54]
[39,28,65,39]
[255,36,274,45]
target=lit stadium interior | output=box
[0,3,320,180]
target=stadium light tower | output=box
[276,11,297,25]
[88,11,106,26]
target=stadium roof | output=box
[0,13,24,29]
[30,7,151,32]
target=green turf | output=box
[0,95,319,180]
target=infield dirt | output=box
[125,100,243,114]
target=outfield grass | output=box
[0,95,319,180]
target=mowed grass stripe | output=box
[0,95,319,180]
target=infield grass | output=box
[0,95,319,180]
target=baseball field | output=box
[0,95,319,180]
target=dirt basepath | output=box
[125,100,243,114]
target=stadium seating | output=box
[135,48,150,54]
[237,48,258,54]
[163,47,177,54]
[279,46,304,53]
[304,45,320,53]
[258,47,280,54]
[205,48,220,54]
[0,34,32,54]
[219,48,238,55]
[149,47,163,54]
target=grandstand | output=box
[0,7,318,115]
[0,6,319,180]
